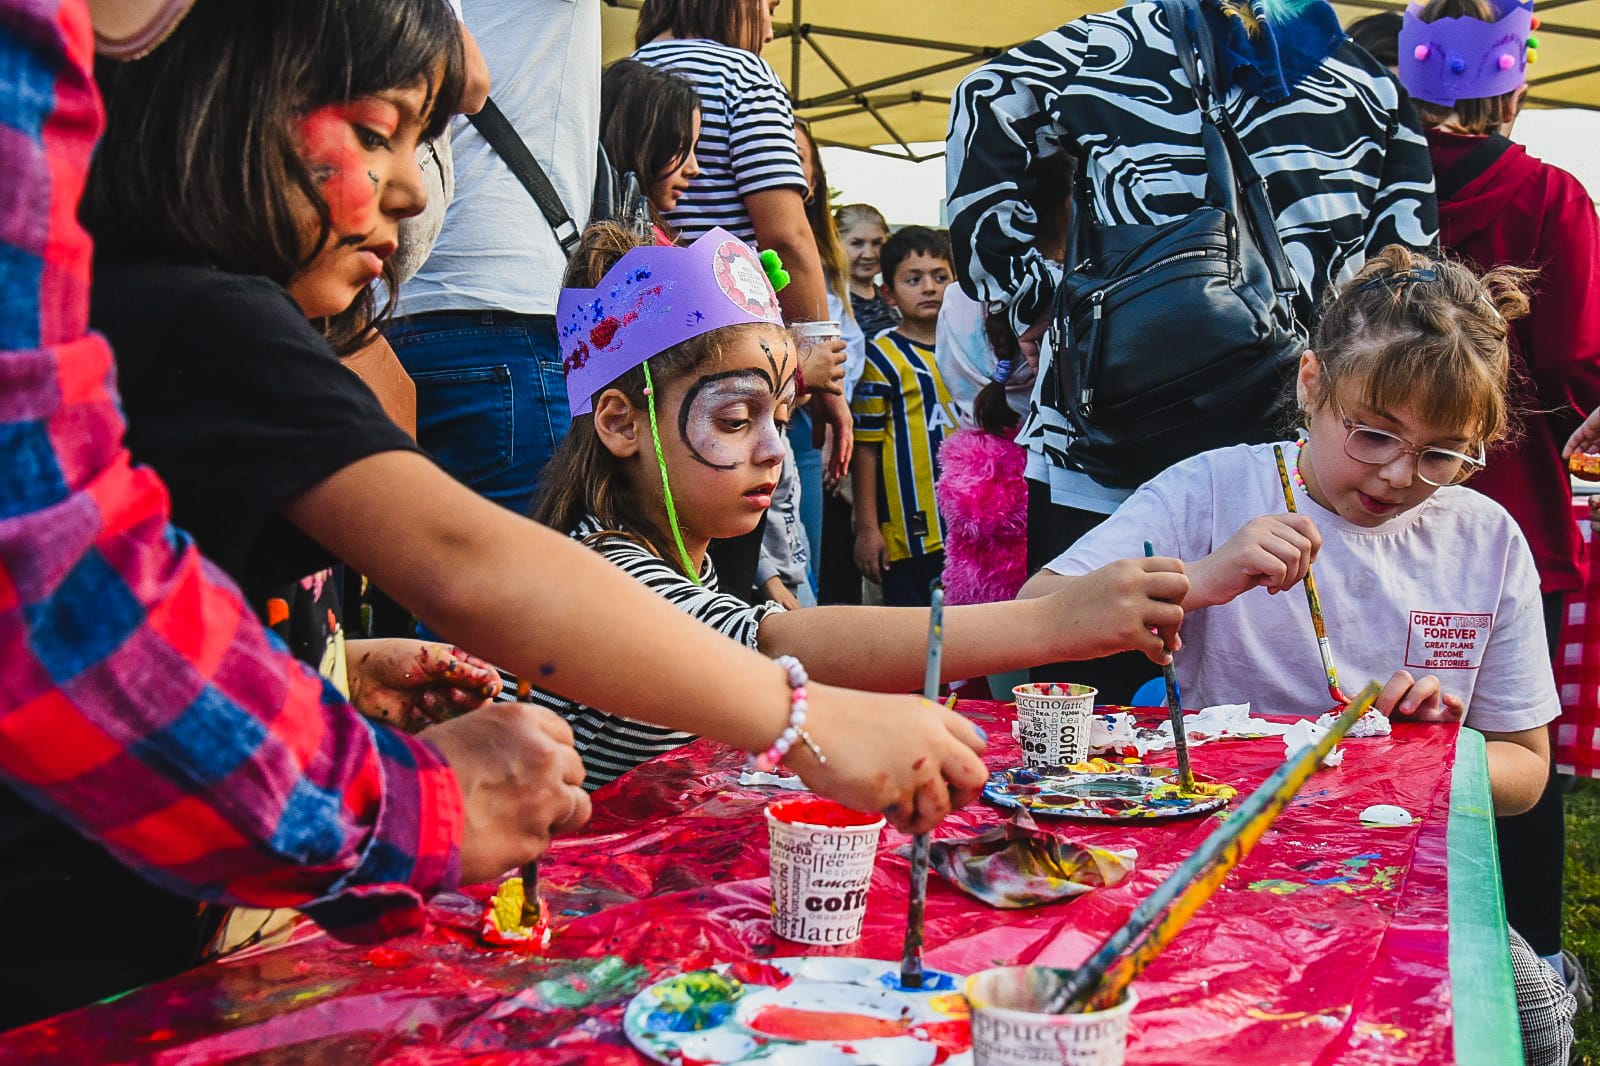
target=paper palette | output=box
[984,763,1234,821]
[623,956,973,1065]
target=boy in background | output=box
[850,227,961,607]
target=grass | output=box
[1569,780,1599,1064]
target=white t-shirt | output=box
[400,0,600,317]
[1044,441,1560,733]
[632,38,806,244]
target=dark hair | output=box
[86,0,465,354]
[636,0,764,53]
[534,222,783,571]
[971,312,1023,435]
[794,117,850,305]
[1409,0,1523,133]
[879,226,953,289]
[1346,11,1403,68]
[1302,245,1531,450]
[601,59,701,217]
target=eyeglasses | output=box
[1338,409,1485,487]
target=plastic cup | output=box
[1012,683,1097,767]
[765,796,885,945]
[791,320,843,347]
[966,966,1138,1066]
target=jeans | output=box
[787,411,824,591]
[386,311,571,516]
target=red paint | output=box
[747,1005,910,1040]
[913,757,927,770]
[726,961,794,988]
[767,796,882,828]
[912,1019,973,1055]
[295,102,395,237]
[363,947,411,969]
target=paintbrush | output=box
[1273,445,1352,705]
[1043,678,1381,1014]
[900,582,947,991]
[515,678,543,932]
[1144,541,1194,791]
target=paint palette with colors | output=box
[984,761,1235,821]
[623,956,972,1065]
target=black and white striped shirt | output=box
[520,516,783,792]
[946,2,1437,487]
[633,37,806,243]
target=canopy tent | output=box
[601,0,1600,159]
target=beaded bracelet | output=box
[750,655,828,771]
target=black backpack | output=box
[1048,0,1309,489]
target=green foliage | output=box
[1569,780,1599,1063]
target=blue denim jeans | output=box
[386,311,571,516]
[787,411,824,591]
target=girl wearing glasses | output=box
[1021,246,1553,820]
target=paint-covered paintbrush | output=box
[1144,541,1194,791]
[516,678,543,933]
[900,582,947,991]
[1043,678,1382,1014]
[1273,445,1352,705]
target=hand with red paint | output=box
[347,638,503,731]
[815,391,854,482]
[1375,669,1465,723]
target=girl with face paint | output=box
[534,223,1193,789]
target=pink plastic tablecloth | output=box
[0,702,1461,1063]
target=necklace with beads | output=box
[1288,438,1312,500]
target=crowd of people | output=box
[1,0,1596,1060]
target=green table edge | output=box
[1448,727,1523,1065]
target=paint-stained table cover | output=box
[0,703,1463,1064]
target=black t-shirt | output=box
[92,259,418,621]
[0,261,418,1030]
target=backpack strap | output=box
[468,96,581,257]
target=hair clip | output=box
[1358,266,1438,295]
[990,358,1014,384]
[759,249,791,293]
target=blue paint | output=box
[1308,876,1353,885]
[647,1000,733,1032]
[880,969,958,992]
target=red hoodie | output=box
[1428,128,1600,595]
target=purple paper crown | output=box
[557,228,784,415]
[1398,0,1535,107]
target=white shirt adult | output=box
[401,0,600,316]
[1044,441,1559,732]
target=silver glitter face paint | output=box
[678,370,794,470]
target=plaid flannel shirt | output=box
[0,0,462,940]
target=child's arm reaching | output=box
[759,555,1188,689]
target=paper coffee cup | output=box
[765,796,884,945]
[792,320,843,346]
[1012,683,1097,767]
[966,966,1137,1066]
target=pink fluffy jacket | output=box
[934,427,1029,606]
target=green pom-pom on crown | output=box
[759,249,791,293]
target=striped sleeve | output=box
[725,57,806,197]
[0,1,460,943]
[533,522,782,790]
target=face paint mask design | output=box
[677,339,796,470]
[295,100,396,237]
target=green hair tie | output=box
[641,361,702,585]
[759,249,791,293]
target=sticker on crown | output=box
[714,240,782,322]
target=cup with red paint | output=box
[1012,683,1097,768]
[966,965,1137,1065]
[765,796,885,945]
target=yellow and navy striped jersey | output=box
[852,332,959,562]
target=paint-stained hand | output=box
[815,391,854,481]
[1049,557,1188,666]
[793,685,988,834]
[421,703,590,885]
[1187,513,1321,610]
[347,638,503,732]
[1375,669,1465,723]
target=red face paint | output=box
[294,100,398,238]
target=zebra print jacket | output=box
[945,1,1437,482]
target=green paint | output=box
[1248,878,1306,895]
[535,956,648,1009]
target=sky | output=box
[820,108,1600,228]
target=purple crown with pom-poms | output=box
[557,228,784,415]
[1399,0,1538,107]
